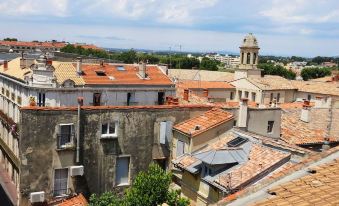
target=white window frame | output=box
[58,123,74,149]
[101,121,118,138]
[53,168,69,197]
[115,155,130,186]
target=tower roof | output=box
[241,33,259,48]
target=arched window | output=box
[253,53,257,65]
[247,53,251,64]
[241,52,244,64]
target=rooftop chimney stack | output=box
[138,61,147,79]
[76,57,82,75]
[238,98,248,128]
[300,100,311,123]
[3,60,8,71]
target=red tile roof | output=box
[281,108,339,145]
[58,194,88,206]
[178,80,234,89]
[0,41,101,50]
[20,104,214,111]
[252,158,339,206]
[81,64,173,85]
[173,108,234,137]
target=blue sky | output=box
[0,0,338,56]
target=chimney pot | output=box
[183,89,189,101]
[138,61,147,79]
[3,60,8,71]
[238,98,248,128]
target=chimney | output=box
[300,100,311,123]
[203,89,208,97]
[238,98,248,128]
[183,89,189,101]
[3,60,8,71]
[46,59,52,66]
[76,57,82,74]
[138,61,147,79]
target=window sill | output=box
[116,183,130,187]
[56,145,75,151]
[100,134,118,139]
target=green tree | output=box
[301,67,332,81]
[124,163,172,206]
[3,38,18,41]
[118,49,137,63]
[200,57,219,71]
[89,164,190,206]
[258,63,296,80]
[89,192,123,206]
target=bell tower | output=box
[235,33,262,80]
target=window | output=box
[127,92,135,106]
[176,140,185,157]
[277,93,280,103]
[238,91,242,100]
[267,121,274,133]
[101,122,118,138]
[245,91,249,98]
[307,94,311,101]
[158,92,165,105]
[252,92,256,102]
[57,124,74,149]
[117,66,125,71]
[253,53,257,64]
[230,92,234,100]
[241,52,244,64]
[11,93,15,101]
[53,168,68,196]
[38,92,45,107]
[159,121,173,144]
[1,87,4,94]
[93,93,101,106]
[116,156,130,186]
[95,70,106,76]
[270,93,273,102]
[227,136,248,147]
[17,96,22,105]
[247,53,251,64]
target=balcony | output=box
[56,133,75,150]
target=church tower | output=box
[234,33,262,80]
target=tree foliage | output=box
[89,163,189,206]
[200,57,219,71]
[3,38,18,41]
[301,67,332,81]
[258,63,296,80]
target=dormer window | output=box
[117,66,125,71]
[95,70,106,76]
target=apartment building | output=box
[0,55,175,205]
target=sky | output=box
[0,0,339,57]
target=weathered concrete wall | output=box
[19,106,211,205]
[247,108,281,138]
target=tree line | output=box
[60,45,221,71]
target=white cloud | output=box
[83,0,219,24]
[0,0,69,17]
[260,0,339,24]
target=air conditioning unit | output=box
[30,191,45,203]
[70,165,84,177]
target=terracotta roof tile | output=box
[215,144,290,190]
[178,80,234,89]
[291,80,339,96]
[252,158,339,206]
[281,108,339,145]
[173,108,234,137]
[81,63,173,85]
[247,75,297,90]
[58,193,88,206]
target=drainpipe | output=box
[76,97,84,163]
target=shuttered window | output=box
[160,121,173,144]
